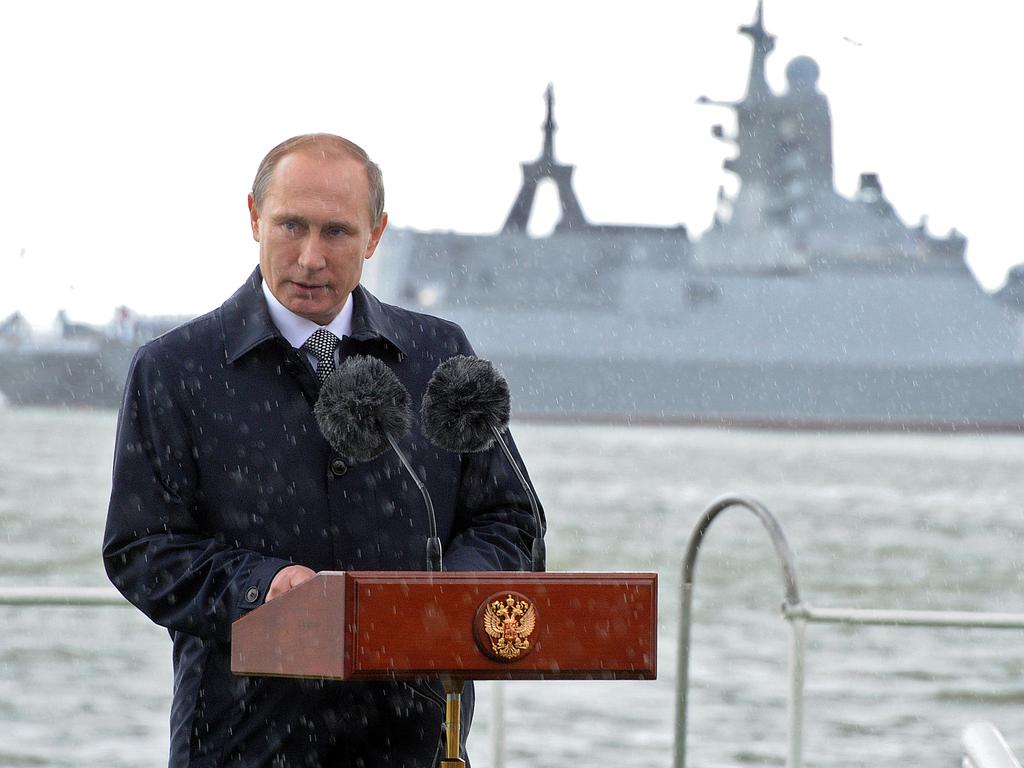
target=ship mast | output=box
[729,1,779,188]
[541,84,556,166]
[502,84,588,234]
[739,0,775,103]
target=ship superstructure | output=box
[695,2,965,271]
[375,4,1024,430]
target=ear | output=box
[363,212,389,261]
[247,194,261,242]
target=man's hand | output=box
[266,565,316,602]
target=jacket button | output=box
[330,458,348,477]
[244,587,259,603]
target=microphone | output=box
[420,355,545,571]
[314,355,443,572]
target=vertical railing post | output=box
[787,615,806,768]
[674,581,695,768]
[492,681,506,768]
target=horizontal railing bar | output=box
[0,586,129,607]
[8,588,1024,630]
[786,604,1024,630]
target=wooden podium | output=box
[232,570,657,764]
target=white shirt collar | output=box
[261,280,354,349]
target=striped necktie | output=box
[302,329,340,384]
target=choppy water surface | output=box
[1,408,1022,766]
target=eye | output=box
[280,220,304,235]
[325,226,347,238]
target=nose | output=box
[296,235,327,271]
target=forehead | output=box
[263,148,371,219]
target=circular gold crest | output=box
[473,591,538,662]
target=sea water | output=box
[1,408,1022,767]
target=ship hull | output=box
[3,341,1023,431]
[485,356,1024,432]
[0,346,130,408]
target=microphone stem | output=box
[490,425,545,571]
[385,432,442,571]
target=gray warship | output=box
[0,309,185,407]
[374,4,1024,431]
[4,4,1024,427]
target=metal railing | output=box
[6,496,1024,768]
[963,722,1023,768]
[675,493,1024,768]
[0,584,510,764]
[0,586,128,606]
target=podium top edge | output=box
[313,570,657,583]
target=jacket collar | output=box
[348,281,408,359]
[222,267,406,364]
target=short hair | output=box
[251,133,385,225]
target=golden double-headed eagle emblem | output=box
[481,594,537,661]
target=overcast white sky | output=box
[1,1,1020,328]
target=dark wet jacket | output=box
[103,269,541,767]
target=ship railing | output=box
[0,585,516,765]
[677,494,1024,768]
[962,722,1023,768]
[0,585,128,606]
[6,495,1024,768]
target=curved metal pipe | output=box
[962,722,1023,768]
[681,494,802,604]
[675,494,804,768]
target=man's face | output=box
[249,149,387,326]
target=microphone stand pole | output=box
[439,676,466,766]
[489,425,546,572]
[384,432,442,572]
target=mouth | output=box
[292,281,326,292]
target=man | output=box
[103,134,541,767]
